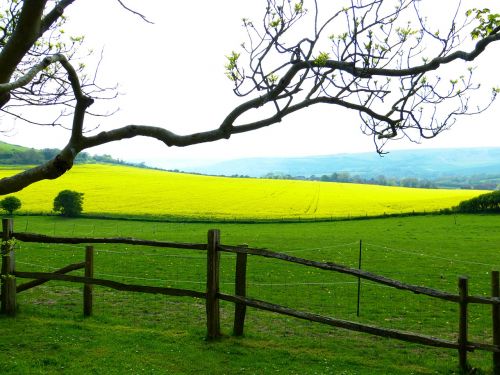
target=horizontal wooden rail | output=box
[219,293,463,350]
[14,232,207,251]
[467,295,500,306]
[14,271,206,299]
[16,262,85,293]
[219,245,462,303]
[220,245,500,307]
[469,341,500,353]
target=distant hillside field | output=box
[0,164,486,219]
[188,147,500,179]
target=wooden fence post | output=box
[492,271,500,375]
[1,218,16,316]
[356,239,362,317]
[83,245,94,317]
[233,245,248,336]
[458,276,469,373]
[206,229,221,340]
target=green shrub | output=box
[456,190,500,213]
[53,190,84,217]
[0,196,21,215]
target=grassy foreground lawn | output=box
[0,164,486,220]
[1,214,499,374]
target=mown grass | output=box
[0,164,486,220]
[1,214,499,374]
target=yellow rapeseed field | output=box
[0,164,486,219]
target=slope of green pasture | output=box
[1,214,499,374]
[0,164,485,219]
[0,140,28,153]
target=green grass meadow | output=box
[1,214,499,374]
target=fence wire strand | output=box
[365,242,500,268]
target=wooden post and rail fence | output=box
[1,218,500,373]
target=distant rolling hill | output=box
[182,148,500,180]
[0,140,143,167]
[0,141,28,153]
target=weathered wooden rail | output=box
[1,218,500,373]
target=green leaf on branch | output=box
[467,8,500,39]
[267,74,279,84]
[313,52,330,66]
[224,51,241,81]
[294,2,304,14]
[269,18,282,28]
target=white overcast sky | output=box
[1,0,499,168]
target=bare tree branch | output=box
[115,0,153,24]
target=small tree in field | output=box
[53,190,84,217]
[0,196,21,215]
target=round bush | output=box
[53,190,84,217]
[0,196,21,215]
